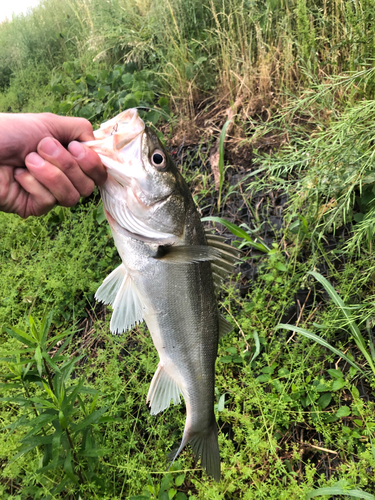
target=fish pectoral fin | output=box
[219,314,233,338]
[153,245,221,263]
[147,364,182,415]
[95,264,145,334]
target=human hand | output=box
[0,113,107,218]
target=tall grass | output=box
[1,0,375,113]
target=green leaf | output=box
[327,368,344,379]
[226,347,237,355]
[175,494,187,500]
[79,105,95,119]
[175,474,185,487]
[21,413,57,439]
[275,262,287,272]
[59,411,68,430]
[86,73,96,86]
[52,429,62,463]
[168,489,177,499]
[51,84,65,95]
[317,393,332,409]
[42,381,58,406]
[158,96,169,109]
[218,356,232,363]
[5,327,36,348]
[123,93,139,109]
[42,351,60,373]
[336,406,351,417]
[73,407,108,433]
[51,477,71,496]
[63,448,74,475]
[95,204,106,224]
[21,434,54,446]
[274,324,365,375]
[40,310,53,346]
[332,378,346,391]
[217,393,226,412]
[34,346,43,377]
[121,73,133,88]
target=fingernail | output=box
[14,167,26,176]
[38,137,59,157]
[26,152,45,167]
[68,141,85,159]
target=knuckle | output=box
[61,157,77,173]
[77,117,93,133]
[60,192,81,208]
[80,181,95,198]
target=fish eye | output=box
[151,150,166,169]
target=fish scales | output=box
[83,109,235,482]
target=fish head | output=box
[85,109,190,243]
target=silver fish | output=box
[83,109,237,481]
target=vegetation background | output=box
[1,0,375,498]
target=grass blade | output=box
[309,271,375,374]
[307,486,375,499]
[275,324,365,375]
[250,331,261,364]
[202,217,270,252]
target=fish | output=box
[83,109,238,481]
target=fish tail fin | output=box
[168,424,221,482]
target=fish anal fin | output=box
[147,364,181,415]
[219,314,232,338]
[95,264,145,334]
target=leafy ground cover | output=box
[2,0,375,499]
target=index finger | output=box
[42,113,96,144]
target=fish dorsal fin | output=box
[147,364,182,415]
[219,314,232,338]
[206,234,241,261]
[205,233,241,292]
[95,264,145,334]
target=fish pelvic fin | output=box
[147,364,182,415]
[168,424,221,482]
[95,264,145,334]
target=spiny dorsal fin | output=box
[205,233,241,293]
[153,245,221,263]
